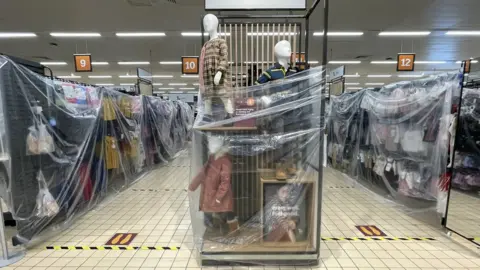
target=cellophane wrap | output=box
[0,56,193,245]
[327,73,462,214]
[189,67,326,264]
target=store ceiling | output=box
[0,0,479,90]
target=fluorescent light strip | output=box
[118,61,150,65]
[119,75,137,78]
[155,91,166,94]
[160,61,182,65]
[446,31,480,36]
[50,32,101,37]
[120,83,135,86]
[169,83,187,86]
[378,31,431,36]
[371,61,397,64]
[415,61,447,64]
[57,75,81,79]
[169,91,184,94]
[179,88,195,90]
[192,83,200,86]
[181,75,199,78]
[88,75,112,78]
[153,83,164,86]
[397,73,425,78]
[309,61,319,64]
[247,32,297,36]
[347,87,363,90]
[367,75,392,78]
[40,62,67,66]
[97,83,114,86]
[313,32,364,36]
[0,32,37,38]
[158,88,174,90]
[344,74,361,78]
[365,83,385,86]
[329,61,361,64]
[344,83,360,85]
[152,75,174,78]
[92,62,109,65]
[456,60,479,64]
[116,32,166,37]
[181,32,230,36]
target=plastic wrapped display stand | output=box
[189,67,326,266]
[0,56,193,246]
[327,73,461,210]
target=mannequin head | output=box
[274,40,292,68]
[203,14,219,39]
[208,136,224,154]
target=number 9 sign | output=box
[74,54,93,72]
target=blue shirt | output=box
[255,63,296,85]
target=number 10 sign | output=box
[74,54,92,72]
[182,56,199,75]
[397,53,415,72]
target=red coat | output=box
[189,154,233,213]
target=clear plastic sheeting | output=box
[327,73,461,209]
[189,67,325,265]
[0,56,193,245]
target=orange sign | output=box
[74,54,92,72]
[182,56,199,74]
[105,233,137,245]
[291,52,305,63]
[397,54,415,71]
[464,60,471,74]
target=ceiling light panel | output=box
[40,62,67,66]
[88,75,112,78]
[57,75,81,79]
[313,32,364,36]
[365,83,385,85]
[0,32,37,38]
[367,75,392,78]
[152,75,174,78]
[92,62,109,65]
[50,32,101,37]
[371,61,397,64]
[329,61,361,64]
[378,31,431,36]
[160,61,182,65]
[347,87,363,90]
[119,75,137,78]
[169,83,187,86]
[181,32,230,36]
[344,74,361,78]
[116,32,166,37]
[344,83,360,85]
[415,61,447,64]
[169,91,184,94]
[181,75,199,78]
[120,83,135,86]
[97,83,114,86]
[179,88,195,90]
[153,83,164,86]
[456,60,479,64]
[158,88,175,90]
[118,61,150,65]
[397,73,425,78]
[446,31,480,36]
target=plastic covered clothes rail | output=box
[189,67,325,265]
[0,56,193,245]
[327,73,461,210]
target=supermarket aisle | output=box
[5,152,480,269]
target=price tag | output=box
[182,56,199,75]
[397,53,415,72]
[74,54,92,72]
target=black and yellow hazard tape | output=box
[45,246,180,250]
[321,237,436,241]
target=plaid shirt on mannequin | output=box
[200,38,231,101]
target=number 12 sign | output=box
[74,54,92,72]
[397,53,415,72]
[182,56,199,75]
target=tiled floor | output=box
[3,151,480,269]
[444,189,480,243]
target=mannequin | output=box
[256,40,299,179]
[199,14,234,122]
[189,136,239,234]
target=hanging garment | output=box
[120,97,132,118]
[189,152,233,213]
[255,62,297,85]
[79,164,93,201]
[200,38,231,98]
[103,98,116,121]
[105,136,120,169]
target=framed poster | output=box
[262,182,310,243]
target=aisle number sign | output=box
[397,53,415,72]
[182,56,199,75]
[74,54,92,72]
[463,60,471,74]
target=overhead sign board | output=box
[74,54,92,72]
[397,53,415,72]
[205,0,306,10]
[329,66,345,81]
[182,56,199,75]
